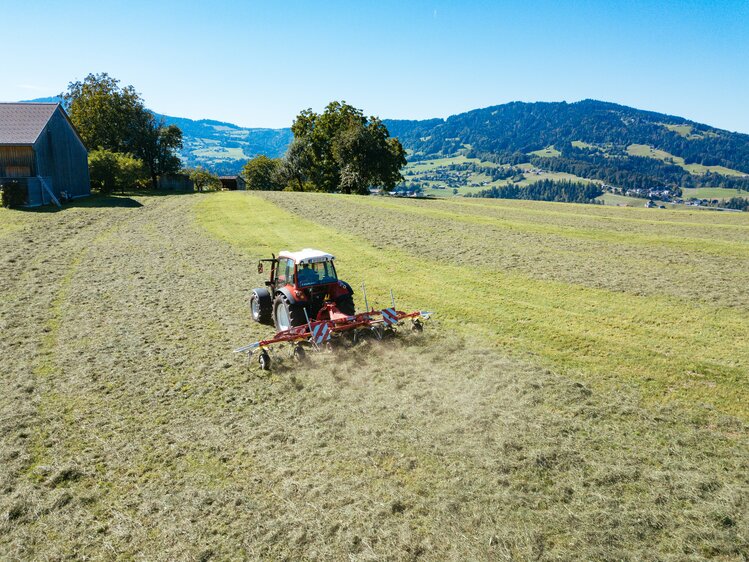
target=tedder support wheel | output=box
[273,294,306,332]
[411,318,423,332]
[258,350,271,371]
[250,288,273,324]
[293,344,306,362]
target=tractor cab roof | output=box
[278,248,335,265]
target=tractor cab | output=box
[252,248,355,330]
[272,249,337,291]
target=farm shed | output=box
[158,173,194,192]
[219,175,246,191]
[0,103,90,207]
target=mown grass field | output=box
[1,192,747,560]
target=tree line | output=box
[467,179,603,203]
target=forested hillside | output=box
[385,100,749,191]
[157,114,292,175]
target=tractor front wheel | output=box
[273,294,306,332]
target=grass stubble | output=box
[0,192,746,560]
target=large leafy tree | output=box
[242,155,283,191]
[61,73,145,153]
[62,73,183,188]
[289,101,406,194]
[187,167,222,192]
[277,137,314,191]
[88,149,148,194]
[132,111,183,188]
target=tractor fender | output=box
[276,287,301,305]
[251,287,271,305]
[338,281,354,296]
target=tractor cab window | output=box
[275,258,293,285]
[297,261,337,287]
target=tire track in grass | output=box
[195,192,749,419]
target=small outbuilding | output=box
[219,175,246,191]
[158,173,194,192]
[0,102,90,207]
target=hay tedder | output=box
[234,249,432,370]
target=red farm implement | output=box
[234,248,432,370]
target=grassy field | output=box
[682,187,749,200]
[627,144,747,177]
[1,192,747,560]
[403,155,593,197]
[527,146,561,158]
[596,192,650,207]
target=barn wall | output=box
[0,146,35,177]
[34,108,90,198]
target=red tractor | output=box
[250,249,356,331]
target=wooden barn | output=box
[0,103,90,207]
[219,175,246,191]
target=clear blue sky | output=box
[4,0,748,132]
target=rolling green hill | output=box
[166,100,749,193]
[385,100,749,193]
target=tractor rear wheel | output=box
[273,294,306,332]
[336,294,356,316]
[250,288,272,324]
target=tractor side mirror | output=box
[257,262,264,274]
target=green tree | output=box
[88,149,148,193]
[187,167,222,192]
[63,73,184,189]
[62,73,145,153]
[242,155,283,191]
[133,112,184,189]
[288,101,406,194]
[277,137,313,191]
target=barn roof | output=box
[0,103,60,145]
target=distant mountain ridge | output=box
[20,97,749,187]
[386,100,749,171]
